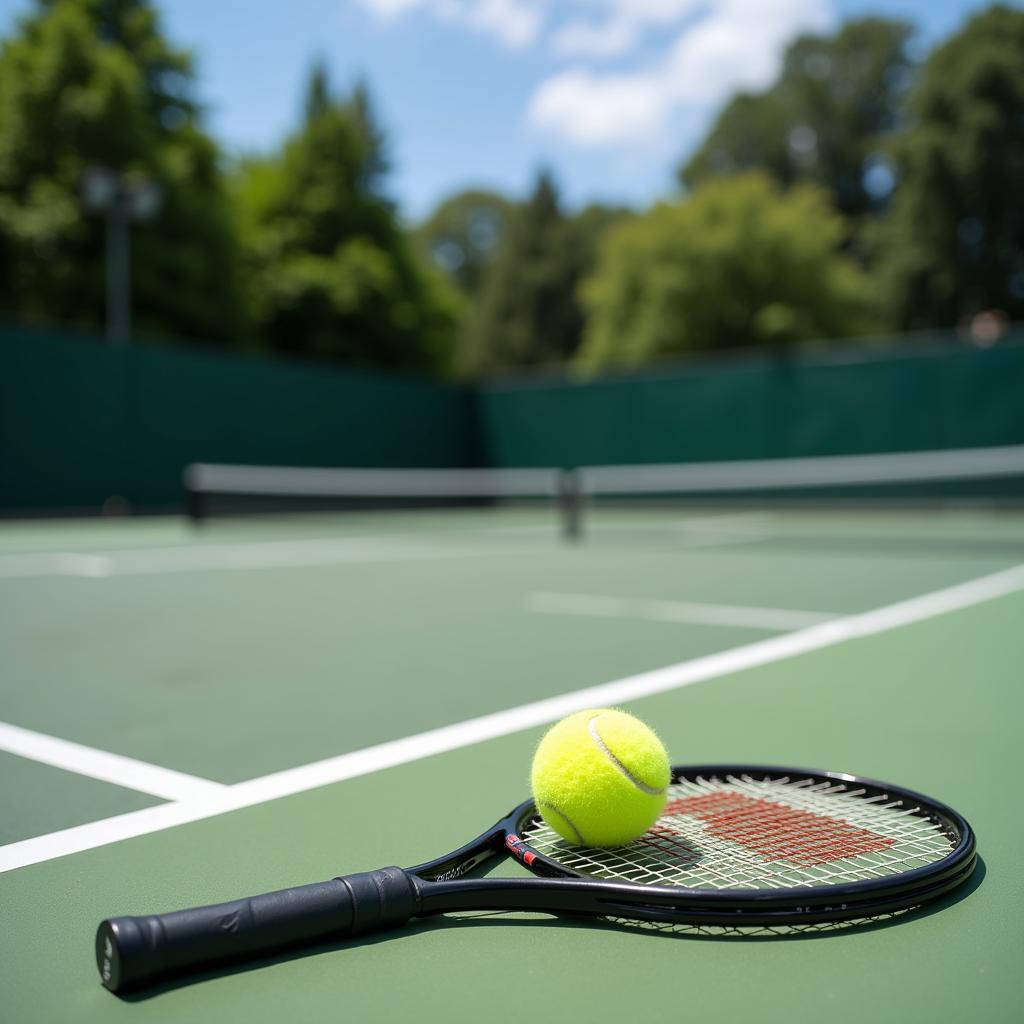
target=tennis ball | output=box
[531,708,670,847]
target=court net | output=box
[183,445,1024,540]
[574,445,1024,550]
[183,462,574,535]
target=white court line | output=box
[656,532,768,551]
[0,722,225,801]
[0,538,521,578]
[0,519,763,579]
[1,562,1023,873]
[478,525,769,552]
[583,518,768,544]
[675,513,767,530]
[480,512,767,537]
[526,592,837,631]
[0,553,115,578]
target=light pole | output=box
[80,168,162,344]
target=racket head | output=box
[496,764,976,921]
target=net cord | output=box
[581,444,1024,495]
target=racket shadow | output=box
[115,855,984,1001]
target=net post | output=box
[182,464,205,527]
[558,468,583,542]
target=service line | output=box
[526,592,838,631]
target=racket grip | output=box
[96,867,418,993]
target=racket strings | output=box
[521,775,955,890]
[721,776,956,877]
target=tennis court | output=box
[2,495,1022,1022]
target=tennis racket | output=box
[97,764,976,992]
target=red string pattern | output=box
[663,791,896,867]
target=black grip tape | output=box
[96,867,417,992]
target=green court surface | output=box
[2,507,1023,1022]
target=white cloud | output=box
[468,0,545,48]
[355,0,425,17]
[530,0,833,147]
[527,68,672,145]
[358,0,419,14]
[552,0,705,59]
[354,1,835,150]
[677,0,833,96]
[355,0,545,49]
[552,17,637,59]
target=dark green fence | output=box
[0,327,477,513]
[477,335,1024,468]
[4,326,1024,514]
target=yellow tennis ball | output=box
[531,708,670,847]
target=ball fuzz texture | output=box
[531,708,670,847]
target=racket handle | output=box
[96,867,418,993]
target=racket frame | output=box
[411,764,976,924]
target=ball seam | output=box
[587,714,666,796]
[537,800,586,846]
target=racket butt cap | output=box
[96,918,142,993]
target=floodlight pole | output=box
[80,167,161,345]
[106,200,131,345]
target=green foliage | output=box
[4,2,1017,376]
[234,66,458,372]
[577,173,872,371]
[683,18,914,225]
[415,189,511,297]
[418,186,628,375]
[461,172,596,373]
[872,5,1024,328]
[0,0,244,340]
[571,202,633,258]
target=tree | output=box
[0,0,244,341]
[571,202,632,260]
[462,172,589,373]
[682,19,915,228]
[576,173,872,371]
[416,189,511,298]
[234,65,458,372]
[872,5,1024,329]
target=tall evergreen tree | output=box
[234,65,457,372]
[0,0,244,341]
[463,172,587,373]
[872,5,1024,329]
[304,59,332,123]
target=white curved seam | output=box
[588,714,665,796]
[539,801,586,845]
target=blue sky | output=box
[0,1,1015,221]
